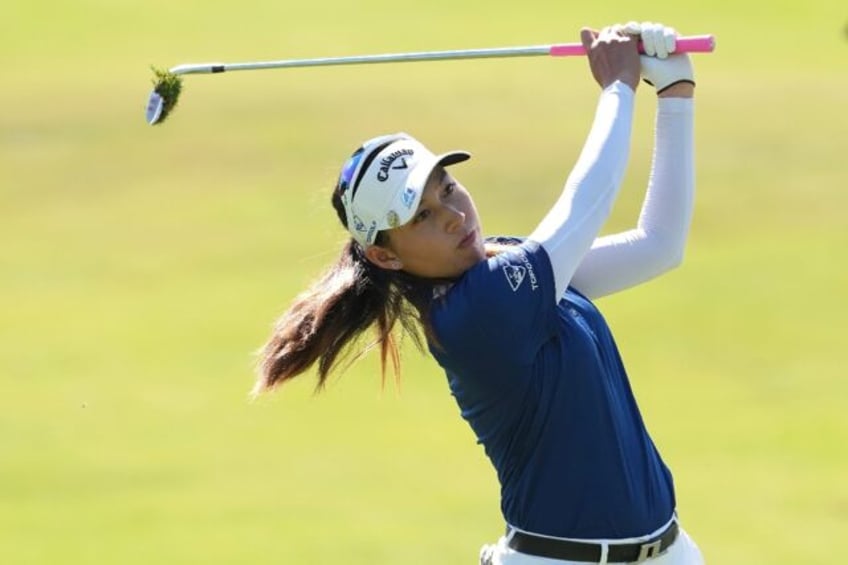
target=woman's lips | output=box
[458,229,477,249]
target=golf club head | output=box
[146,90,164,125]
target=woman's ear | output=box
[364,245,403,271]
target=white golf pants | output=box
[480,527,704,565]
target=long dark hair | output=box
[253,182,442,395]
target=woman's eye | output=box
[414,209,430,223]
[443,183,456,196]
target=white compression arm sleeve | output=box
[569,97,695,299]
[528,81,635,302]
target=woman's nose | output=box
[445,207,466,233]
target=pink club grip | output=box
[549,34,715,57]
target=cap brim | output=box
[411,150,471,191]
[383,150,471,233]
[437,150,471,168]
[405,150,471,197]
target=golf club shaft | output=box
[168,35,715,76]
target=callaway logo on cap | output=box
[337,132,471,247]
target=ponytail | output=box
[254,184,431,395]
[254,178,520,395]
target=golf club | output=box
[146,35,715,126]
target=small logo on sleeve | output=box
[502,265,526,292]
[520,253,539,291]
[501,251,539,292]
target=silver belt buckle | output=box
[636,539,663,561]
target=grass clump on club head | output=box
[150,66,183,124]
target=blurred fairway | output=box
[2,0,846,563]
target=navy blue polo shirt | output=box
[429,239,675,539]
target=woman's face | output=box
[369,167,486,279]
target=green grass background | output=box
[2,0,846,563]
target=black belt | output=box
[507,520,679,563]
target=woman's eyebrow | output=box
[423,169,447,194]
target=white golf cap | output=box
[337,132,470,247]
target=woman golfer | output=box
[256,22,704,564]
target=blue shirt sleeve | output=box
[431,240,558,366]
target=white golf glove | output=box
[616,21,695,93]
